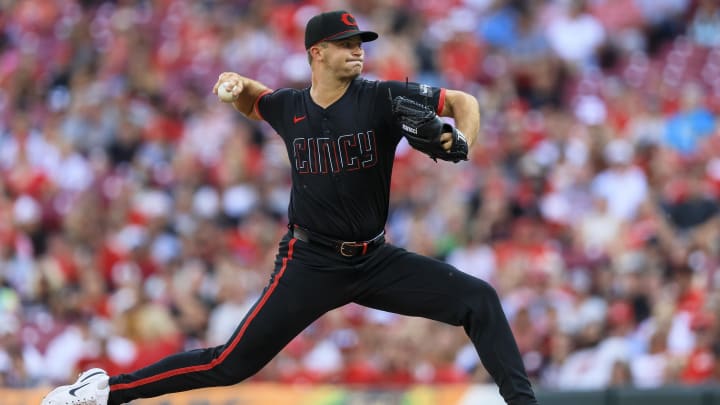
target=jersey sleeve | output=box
[255,88,293,131]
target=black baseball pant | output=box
[108,232,538,405]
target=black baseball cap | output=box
[304,10,378,50]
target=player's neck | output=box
[309,74,353,109]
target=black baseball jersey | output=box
[256,78,446,241]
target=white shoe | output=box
[41,368,110,405]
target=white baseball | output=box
[218,82,236,103]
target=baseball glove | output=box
[391,96,468,163]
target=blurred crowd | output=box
[1,0,720,392]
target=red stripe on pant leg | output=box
[111,238,297,392]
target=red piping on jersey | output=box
[253,89,273,120]
[109,238,297,392]
[437,88,446,115]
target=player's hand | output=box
[213,72,245,99]
[439,132,453,151]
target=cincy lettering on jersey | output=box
[293,131,377,174]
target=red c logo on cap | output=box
[341,13,357,27]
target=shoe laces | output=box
[70,398,95,405]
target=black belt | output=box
[290,224,385,257]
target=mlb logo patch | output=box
[419,84,431,96]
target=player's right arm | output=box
[212,72,271,120]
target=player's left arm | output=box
[438,89,479,150]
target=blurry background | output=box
[0,0,719,396]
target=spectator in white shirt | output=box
[546,0,606,66]
[591,139,649,221]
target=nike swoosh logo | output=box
[80,371,106,382]
[293,115,306,124]
[69,382,90,397]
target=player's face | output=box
[324,37,364,80]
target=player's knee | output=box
[485,281,503,309]
[463,279,502,320]
[208,346,257,385]
[211,358,259,386]
[215,368,246,386]
[467,278,500,303]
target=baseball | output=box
[218,82,236,103]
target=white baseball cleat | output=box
[41,368,110,405]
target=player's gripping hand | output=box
[392,96,468,163]
[211,72,272,120]
[213,72,246,103]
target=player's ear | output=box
[308,47,319,65]
[309,42,327,62]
